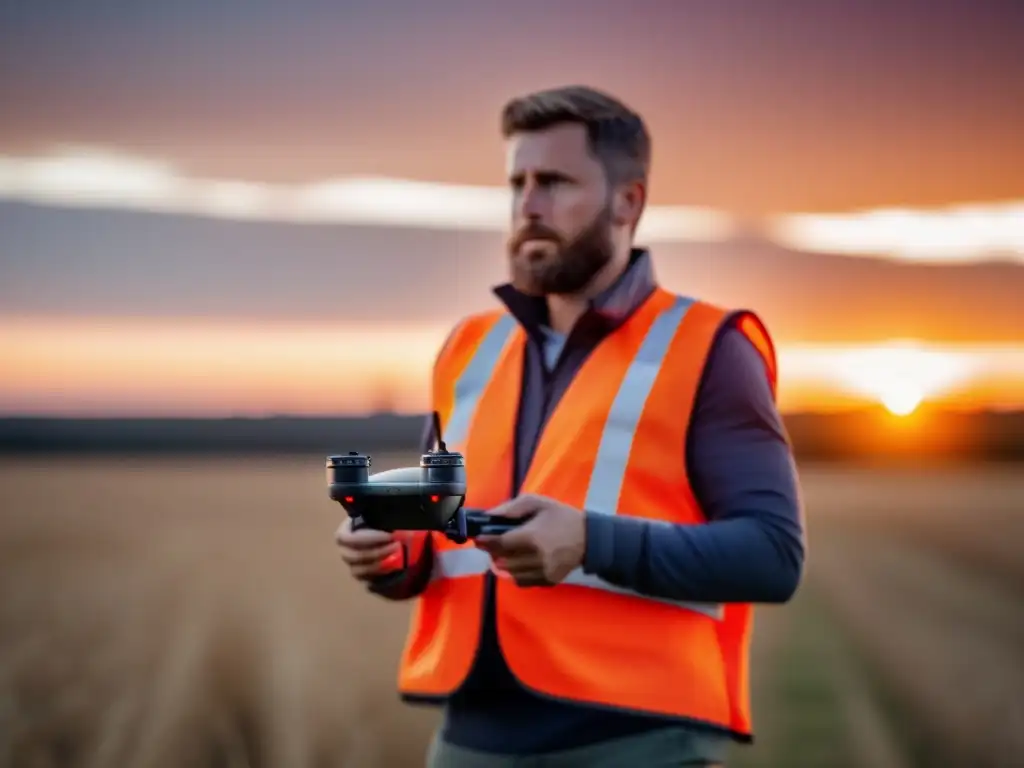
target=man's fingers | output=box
[507,566,551,587]
[498,552,540,572]
[352,561,397,580]
[486,494,542,520]
[336,527,394,549]
[339,541,400,567]
[494,527,536,553]
[475,529,533,557]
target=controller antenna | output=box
[432,410,447,453]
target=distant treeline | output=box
[0,409,1021,463]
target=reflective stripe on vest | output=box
[431,296,724,623]
[443,313,518,448]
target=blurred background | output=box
[1,1,1022,766]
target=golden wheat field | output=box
[1,454,1022,768]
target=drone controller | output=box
[326,412,526,573]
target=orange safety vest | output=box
[397,286,777,741]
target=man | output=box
[336,85,805,767]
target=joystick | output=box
[327,411,526,563]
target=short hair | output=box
[500,85,651,185]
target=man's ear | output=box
[612,179,647,229]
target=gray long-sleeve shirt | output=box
[371,249,806,757]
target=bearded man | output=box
[336,85,806,768]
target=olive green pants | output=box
[425,727,727,768]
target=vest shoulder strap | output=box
[432,309,518,433]
[434,310,510,376]
[722,307,778,399]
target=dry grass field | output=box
[1,454,1022,768]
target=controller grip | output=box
[463,510,531,537]
[477,515,523,535]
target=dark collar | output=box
[492,248,658,338]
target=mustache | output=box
[510,224,562,251]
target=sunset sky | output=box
[1,1,1022,416]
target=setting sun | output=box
[827,341,970,415]
[776,339,1013,415]
[879,382,924,416]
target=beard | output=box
[506,206,615,296]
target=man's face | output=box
[504,123,618,296]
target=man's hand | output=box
[475,494,586,587]
[335,518,403,581]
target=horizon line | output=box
[3,402,1023,420]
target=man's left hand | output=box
[474,494,586,587]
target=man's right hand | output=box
[335,518,405,581]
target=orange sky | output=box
[2,318,1022,417]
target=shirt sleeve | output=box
[581,324,806,604]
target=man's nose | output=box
[515,182,548,221]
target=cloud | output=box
[767,203,1024,265]
[1,146,1022,266]
[0,146,736,244]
